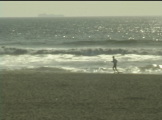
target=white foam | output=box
[159,65,162,69]
[0,53,162,74]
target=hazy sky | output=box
[0,1,162,17]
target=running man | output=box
[112,56,119,73]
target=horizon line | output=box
[0,15,162,18]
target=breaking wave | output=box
[61,39,162,46]
[0,46,162,56]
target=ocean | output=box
[0,16,162,74]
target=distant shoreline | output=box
[38,14,64,17]
[0,15,162,18]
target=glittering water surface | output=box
[0,16,162,74]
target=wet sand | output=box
[1,70,162,120]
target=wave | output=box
[1,64,162,74]
[0,46,162,56]
[61,39,162,46]
[138,64,162,72]
[124,64,162,74]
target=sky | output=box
[0,1,162,17]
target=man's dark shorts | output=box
[113,63,117,68]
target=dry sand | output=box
[1,70,162,120]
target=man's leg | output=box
[115,67,119,73]
[113,67,115,73]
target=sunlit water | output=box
[0,16,162,74]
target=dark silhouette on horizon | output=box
[38,13,64,17]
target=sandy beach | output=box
[1,70,162,120]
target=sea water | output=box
[0,16,162,74]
